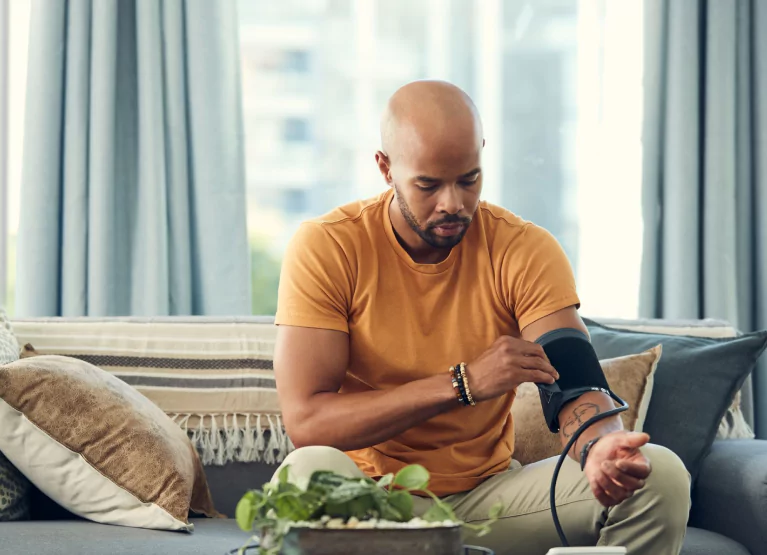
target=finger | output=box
[602,461,646,491]
[520,342,550,361]
[526,370,556,384]
[517,355,559,379]
[591,483,617,507]
[615,459,652,479]
[617,432,650,449]
[594,466,631,502]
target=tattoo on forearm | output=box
[561,403,601,439]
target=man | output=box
[273,80,690,555]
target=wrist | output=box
[579,436,602,471]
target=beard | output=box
[394,184,472,249]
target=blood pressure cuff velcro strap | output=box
[534,328,612,434]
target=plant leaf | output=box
[326,480,377,505]
[422,492,458,523]
[386,490,414,521]
[235,491,257,532]
[278,465,291,485]
[392,464,430,491]
[488,501,503,519]
[377,473,394,489]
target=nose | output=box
[437,184,464,215]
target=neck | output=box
[388,196,451,264]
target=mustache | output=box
[427,215,472,229]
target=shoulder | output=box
[477,202,555,249]
[285,192,389,271]
[477,202,570,269]
[297,192,388,244]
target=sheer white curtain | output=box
[575,0,645,318]
[1,0,31,315]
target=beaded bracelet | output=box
[458,362,476,406]
[450,364,473,406]
[449,366,467,405]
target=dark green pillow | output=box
[584,318,767,482]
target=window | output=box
[1,0,30,317]
[239,0,644,318]
[283,118,311,143]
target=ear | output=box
[375,151,393,185]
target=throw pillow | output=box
[0,309,30,522]
[593,318,755,440]
[0,309,19,364]
[0,354,222,531]
[584,318,767,482]
[512,346,661,466]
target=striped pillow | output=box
[12,318,292,466]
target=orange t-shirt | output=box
[275,189,580,496]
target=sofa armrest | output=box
[690,439,767,554]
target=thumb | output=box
[618,432,650,449]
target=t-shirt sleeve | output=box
[504,224,581,331]
[275,222,352,333]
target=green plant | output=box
[235,464,502,555]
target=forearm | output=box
[286,373,459,451]
[558,391,623,462]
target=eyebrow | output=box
[415,168,482,183]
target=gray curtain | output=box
[641,0,767,435]
[16,0,251,317]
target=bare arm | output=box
[275,324,559,452]
[521,306,623,462]
[274,325,459,451]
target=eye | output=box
[459,179,478,187]
[417,183,438,192]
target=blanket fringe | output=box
[169,413,295,466]
[717,405,756,440]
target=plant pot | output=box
[227,526,495,555]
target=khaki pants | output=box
[272,444,691,555]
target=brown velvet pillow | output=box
[0,354,222,530]
[512,345,662,466]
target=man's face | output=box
[386,141,483,249]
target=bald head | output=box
[376,81,485,256]
[380,80,483,164]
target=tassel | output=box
[726,406,755,439]
[200,415,217,465]
[169,412,294,465]
[239,414,256,463]
[264,415,281,465]
[210,414,226,466]
[224,414,241,463]
[274,415,290,463]
[254,414,266,462]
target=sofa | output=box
[1,315,765,555]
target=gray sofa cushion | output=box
[0,519,245,555]
[0,521,749,555]
[584,319,767,482]
[691,439,767,555]
[680,528,751,555]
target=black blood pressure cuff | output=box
[534,328,617,434]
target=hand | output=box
[583,431,652,507]
[467,336,560,403]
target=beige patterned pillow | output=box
[512,346,661,466]
[0,354,221,530]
